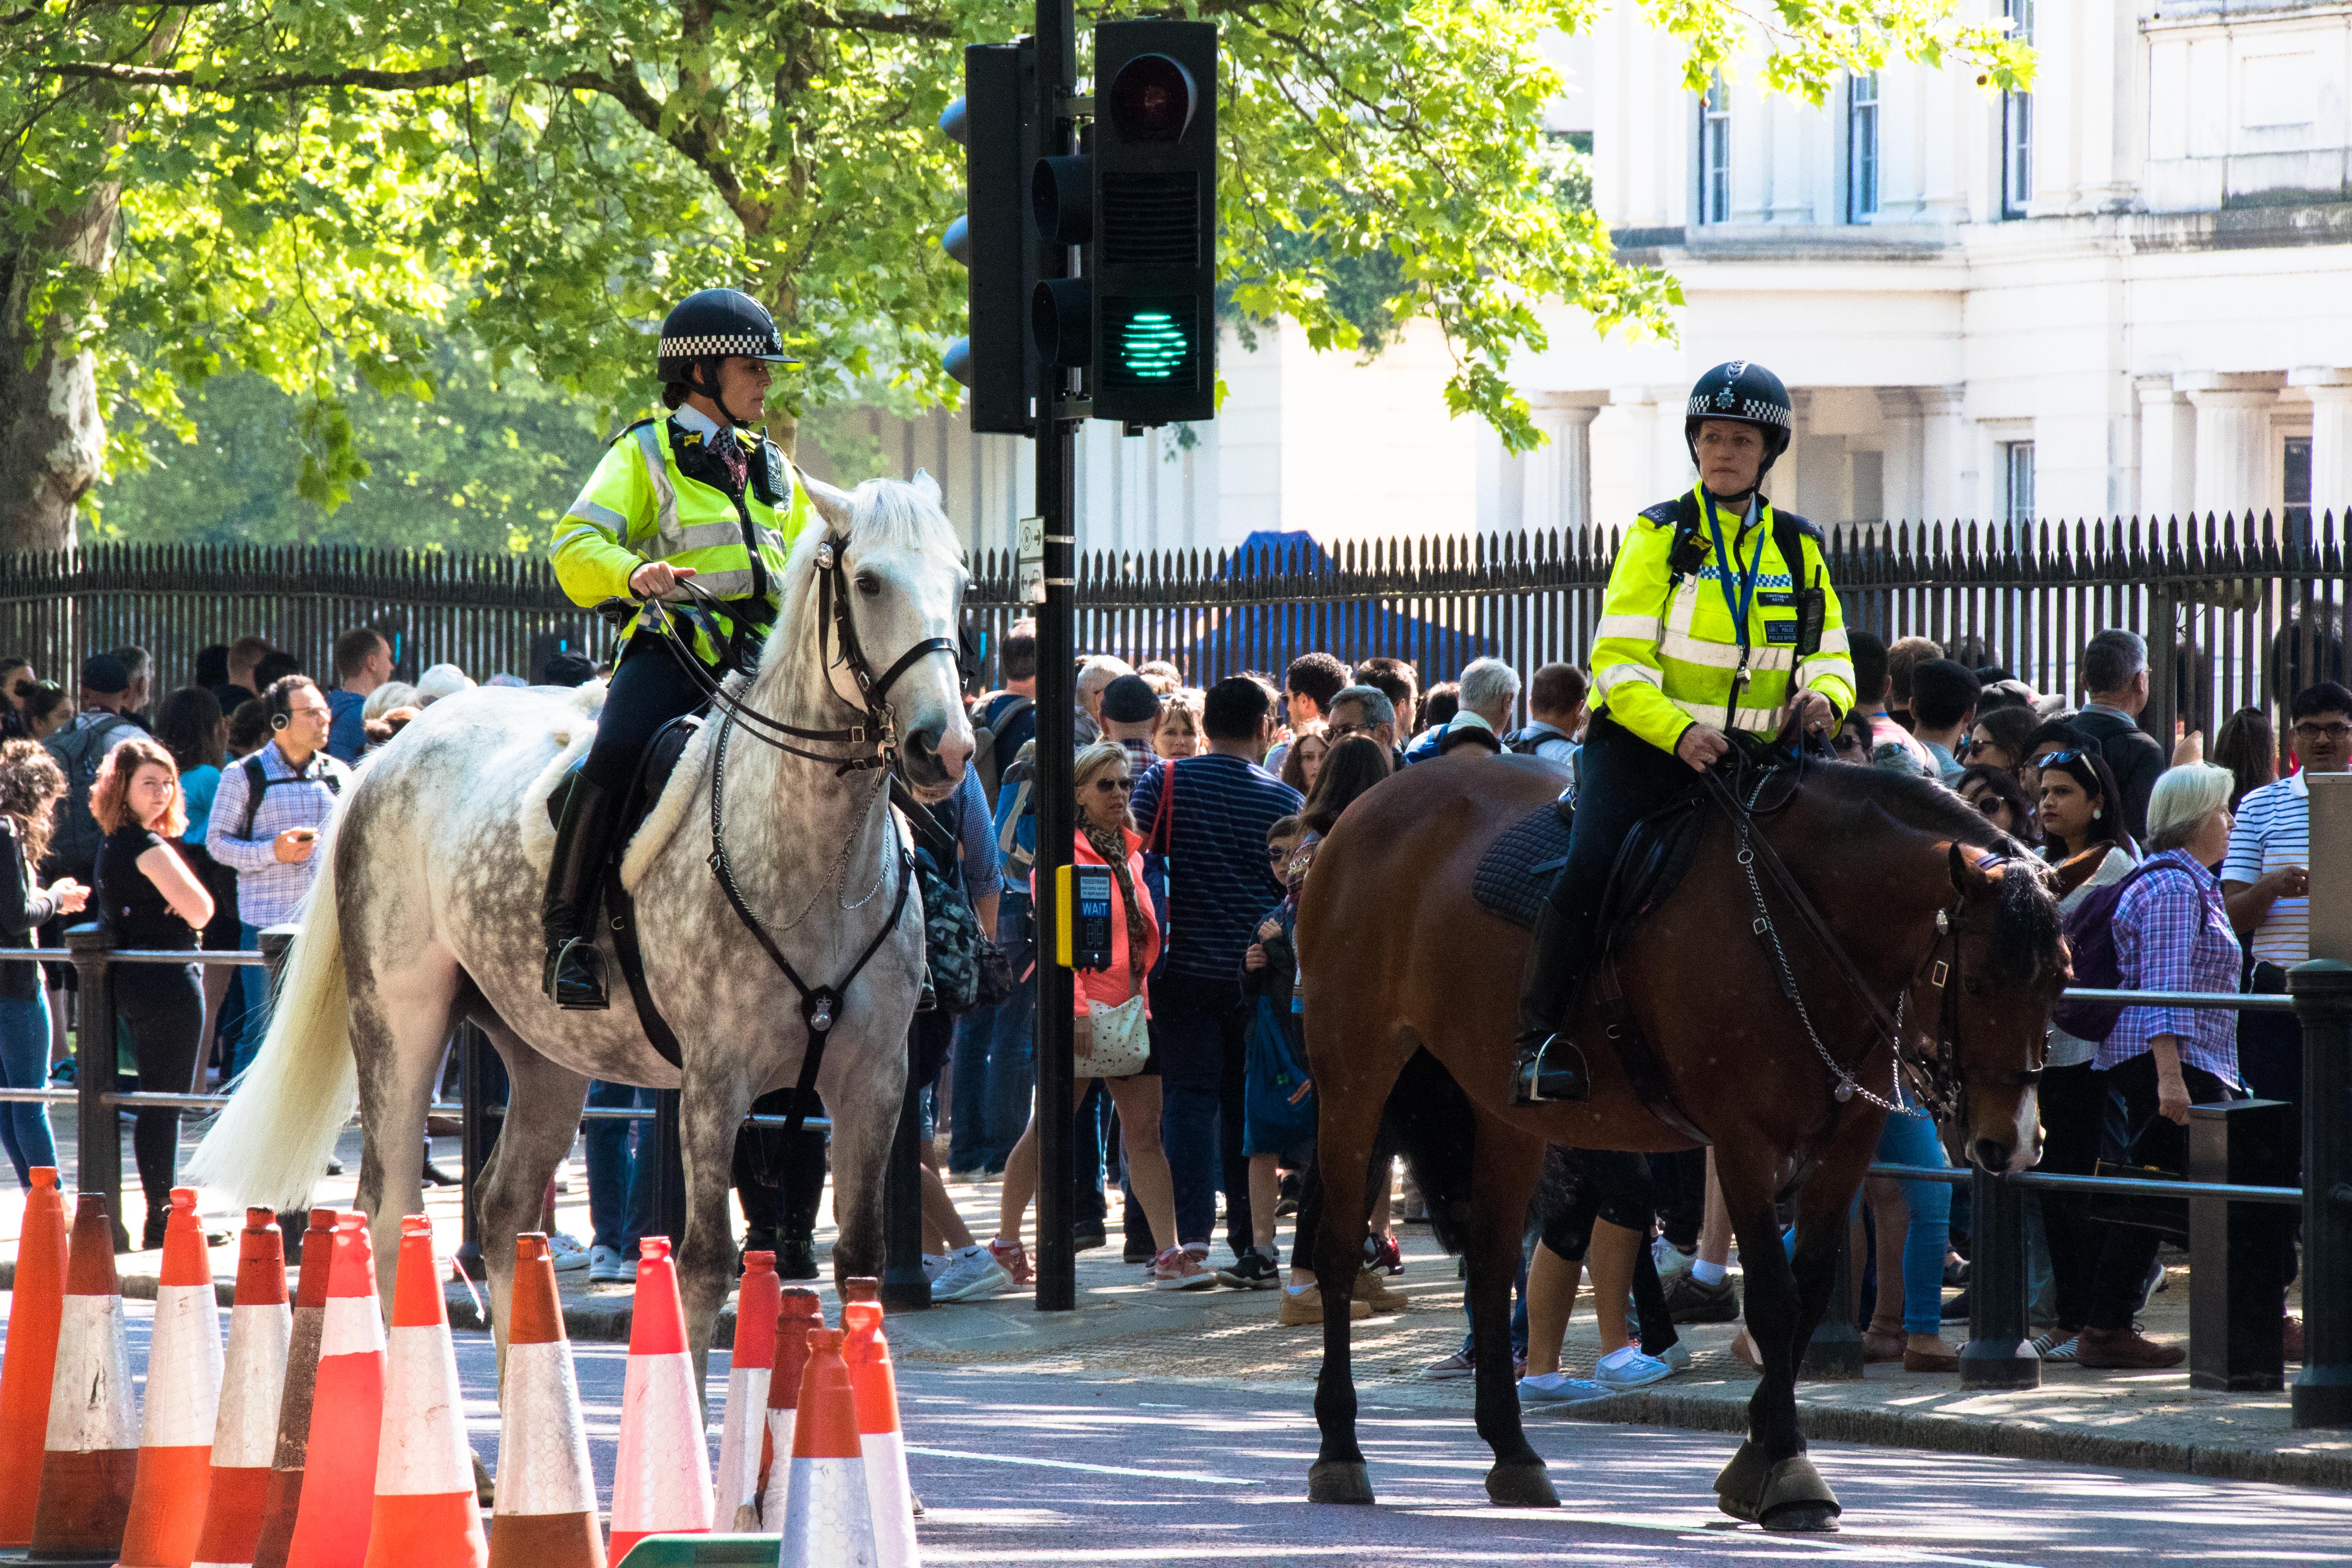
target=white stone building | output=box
[819,0,2352,555]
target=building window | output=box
[1848,73,1880,221]
[1698,72,1730,225]
[2002,0,2033,217]
[2285,436,2313,529]
[2004,441,2036,525]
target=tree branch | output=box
[40,58,491,92]
[800,7,951,38]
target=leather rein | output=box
[1700,756,2024,1125]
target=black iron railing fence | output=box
[5,512,2343,743]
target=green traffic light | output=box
[1117,310,1189,381]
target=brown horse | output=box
[1295,745,2073,1531]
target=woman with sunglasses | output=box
[2030,745,2139,1365]
[988,741,1193,1289]
[1955,763,2034,839]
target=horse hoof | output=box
[1763,1502,1841,1534]
[1712,1439,1767,1522]
[1485,1461,1559,1508]
[1308,1460,1375,1505]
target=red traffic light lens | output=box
[1107,54,1197,142]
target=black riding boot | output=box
[542,774,619,1010]
[1512,900,1591,1105]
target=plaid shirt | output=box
[2100,848,2243,1082]
[206,742,349,926]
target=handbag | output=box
[2088,1117,2190,1246]
[1242,995,1318,1153]
[898,782,987,1014]
[1080,995,1152,1078]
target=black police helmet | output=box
[1683,360,1793,475]
[655,288,799,380]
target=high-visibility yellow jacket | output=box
[551,413,811,666]
[1589,485,1856,753]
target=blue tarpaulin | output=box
[1173,530,1495,683]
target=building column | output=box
[2181,371,2283,522]
[2136,375,2196,524]
[2291,368,2352,524]
[1521,398,1604,536]
[1877,387,1926,524]
[1919,385,1968,524]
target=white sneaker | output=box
[1151,1246,1218,1291]
[1652,1235,1694,1282]
[931,1244,1014,1303]
[588,1244,629,1283]
[1518,1372,1615,1405]
[1424,1349,1477,1380]
[1592,1345,1673,1389]
[1653,1338,1691,1373]
[546,1232,591,1273]
[922,1253,949,1283]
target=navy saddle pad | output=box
[1472,800,1574,930]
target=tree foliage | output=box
[3,0,2033,540]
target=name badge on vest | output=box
[1765,620,1799,646]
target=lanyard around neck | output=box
[1701,490,1764,657]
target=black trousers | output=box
[2084,1052,2237,1332]
[115,961,204,1221]
[1650,1148,1709,1252]
[1541,711,1707,955]
[580,635,715,795]
[1533,1147,1678,1355]
[2034,1059,2105,1332]
[733,1088,828,1242]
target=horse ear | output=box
[1948,841,1999,902]
[800,473,854,532]
[911,467,942,506]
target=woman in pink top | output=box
[989,742,1201,1289]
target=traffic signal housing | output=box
[1088,20,1216,426]
[941,41,1039,435]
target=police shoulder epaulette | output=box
[1637,499,1683,528]
[613,415,660,447]
[1773,508,1824,542]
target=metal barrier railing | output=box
[1806,965,2351,1431]
[24,924,827,1273]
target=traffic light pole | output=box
[1031,0,1081,1315]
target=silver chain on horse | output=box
[708,711,888,937]
[1730,774,1928,1119]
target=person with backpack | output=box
[2075,764,2250,1370]
[2072,628,2169,843]
[968,621,1038,807]
[1502,663,1585,769]
[41,654,145,894]
[206,675,349,1076]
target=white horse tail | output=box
[185,820,358,1211]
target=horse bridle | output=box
[1705,764,2040,1124]
[641,533,959,777]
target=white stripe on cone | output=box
[320,1294,387,1359]
[44,1294,137,1450]
[212,1301,294,1468]
[610,1351,712,1534]
[492,1341,594,1518]
[142,1281,226,1447]
[760,1410,798,1526]
[862,1428,920,1568]
[712,1366,769,1521]
[780,1455,877,1568]
[376,1325,475,1495]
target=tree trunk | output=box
[0,183,118,554]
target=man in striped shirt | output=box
[1129,676,1302,1266]
[2222,679,2352,1105]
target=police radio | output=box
[1054,863,1117,973]
[1793,565,1827,659]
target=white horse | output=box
[188,473,974,1372]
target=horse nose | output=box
[1971,1137,2014,1172]
[901,722,966,785]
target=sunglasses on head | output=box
[2036,749,2085,769]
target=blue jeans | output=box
[979,891,1037,1170]
[1869,1111,1953,1335]
[0,990,56,1185]
[948,1005,1001,1170]
[1156,973,1250,1253]
[230,922,268,1078]
[583,1080,660,1255]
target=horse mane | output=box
[1809,760,2063,985]
[763,473,960,679]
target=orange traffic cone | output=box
[190,1209,292,1568]
[715,1251,779,1530]
[28,1192,140,1558]
[118,1188,228,1568]
[361,1215,485,1568]
[487,1235,602,1568]
[755,1290,821,1526]
[607,1237,711,1563]
[779,1328,877,1568]
[842,1300,919,1568]
[249,1210,339,1568]
[282,1214,385,1568]
[0,1167,69,1549]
